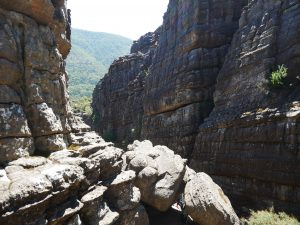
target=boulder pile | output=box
[0,138,240,225]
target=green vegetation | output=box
[67,28,132,100]
[242,208,300,225]
[269,65,288,88]
[71,96,92,115]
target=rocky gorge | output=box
[93,0,300,217]
[0,0,251,225]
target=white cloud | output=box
[67,0,169,40]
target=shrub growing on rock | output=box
[269,65,288,88]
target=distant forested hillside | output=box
[66,29,132,100]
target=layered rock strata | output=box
[191,0,300,214]
[94,0,248,157]
[92,30,160,146]
[92,0,300,214]
[0,0,71,58]
[0,0,72,164]
[141,0,248,158]
[0,1,241,225]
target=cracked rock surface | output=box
[92,0,300,215]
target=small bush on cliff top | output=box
[270,65,288,88]
[242,208,300,225]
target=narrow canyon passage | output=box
[0,0,299,224]
[92,0,300,216]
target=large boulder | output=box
[89,146,124,180]
[184,173,240,225]
[124,140,187,212]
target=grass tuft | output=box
[242,208,300,225]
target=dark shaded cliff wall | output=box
[93,0,247,155]
[92,30,160,146]
[191,0,300,213]
[92,0,300,214]
[141,0,247,158]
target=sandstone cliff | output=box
[0,1,243,225]
[93,30,160,146]
[191,0,300,214]
[92,0,300,215]
[0,0,73,163]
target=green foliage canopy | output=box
[66,28,132,100]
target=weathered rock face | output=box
[191,0,300,214]
[141,0,248,158]
[0,0,72,164]
[92,29,160,147]
[0,2,144,225]
[0,0,71,58]
[93,0,247,157]
[92,0,300,215]
[0,1,241,225]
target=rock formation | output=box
[93,0,300,215]
[92,29,160,147]
[0,1,241,225]
[124,140,186,212]
[185,173,240,225]
[191,0,300,214]
[141,0,248,158]
[0,0,72,163]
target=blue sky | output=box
[68,0,169,40]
